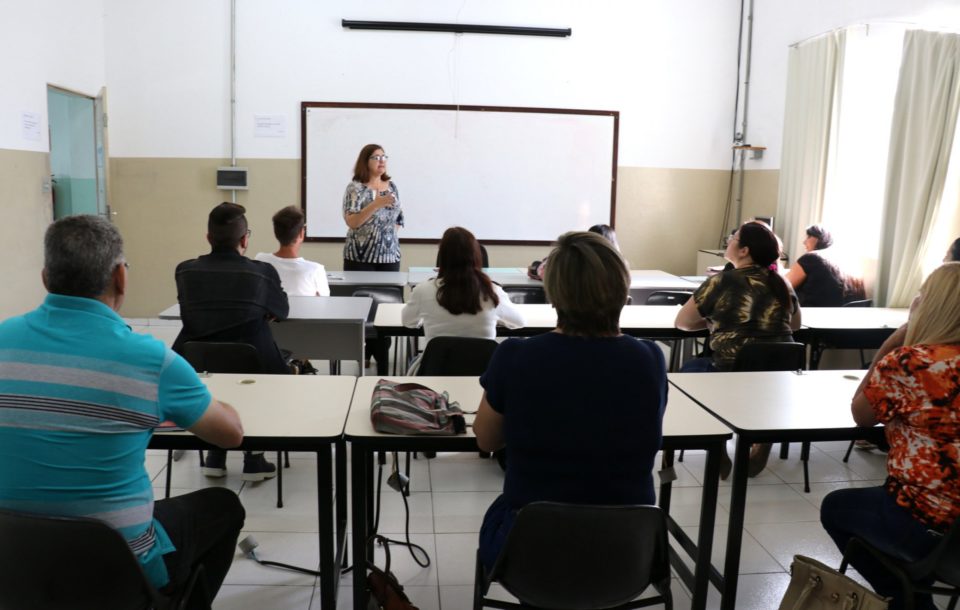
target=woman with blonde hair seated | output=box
[820,262,960,610]
[473,231,667,571]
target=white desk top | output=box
[669,370,866,433]
[326,271,408,286]
[344,375,730,440]
[158,296,372,322]
[373,303,684,333]
[164,373,357,440]
[800,307,908,330]
[406,268,696,291]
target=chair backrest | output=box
[417,337,499,376]
[912,515,960,587]
[732,341,806,372]
[181,341,261,374]
[842,299,873,308]
[489,502,670,610]
[352,287,404,324]
[0,509,165,610]
[645,290,694,306]
[505,287,546,304]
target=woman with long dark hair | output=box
[402,227,524,372]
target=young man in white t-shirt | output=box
[255,206,330,296]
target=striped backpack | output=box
[370,379,466,435]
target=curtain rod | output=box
[342,20,571,38]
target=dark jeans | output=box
[155,487,246,609]
[821,485,942,610]
[343,259,401,272]
[479,494,517,573]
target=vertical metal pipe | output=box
[734,0,755,225]
[230,0,237,202]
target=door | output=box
[47,86,107,219]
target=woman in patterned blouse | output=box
[821,262,960,610]
[342,144,404,271]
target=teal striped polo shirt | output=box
[0,294,211,587]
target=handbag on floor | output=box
[370,379,466,435]
[778,555,888,610]
[367,535,420,610]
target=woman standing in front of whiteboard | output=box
[342,144,404,271]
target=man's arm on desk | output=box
[188,399,244,448]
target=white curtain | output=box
[776,30,846,264]
[876,30,960,306]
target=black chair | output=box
[0,508,209,610]
[473,502,673,610]
[417,336,500,376]
[810,298,874,370]
[840,516,960,609]
[179,341,289,509]
[644,291,693,306]
[416,337,500,460]
[504,287,547,304]
[730,341,809,485]
[645,291,695,371]
[352,287,404,375]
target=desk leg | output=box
[719,438,751,610]
[691,443,722,610]
[336,439,348,564]
[317,447,337,609]
[351,448,371,610]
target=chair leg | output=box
[284,451,290,468]
[947,594,959,610]
[677,449,684,463]
[779,442,790,459]
[801,442,811,493]
[473,549,486,610]
[198,450,205,467]
[276,451,284,509]
[165,450,174,498]
[842,440,855,463]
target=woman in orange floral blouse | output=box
[821,262,960,610]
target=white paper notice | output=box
[254,114,286,138]
[21,112,41,141]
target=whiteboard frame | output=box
[300,102,619,245]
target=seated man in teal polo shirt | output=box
[0,215,246,607]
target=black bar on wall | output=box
[341,20,571,38]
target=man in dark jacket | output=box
[173,202,289,480]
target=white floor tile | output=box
[724,483,822,524]
[340,533,438,587]
[679,525,782,575]
[434,533,478,586]
[431,491,501,534]
[747,521,845,571]
[225,531,320,586]
[428,452,504,492]
[214,584,314,610]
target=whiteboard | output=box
[302,103,618,244]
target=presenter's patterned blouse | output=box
[342,180,404,264]
[865,343,960,530]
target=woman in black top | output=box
[786,225,861,307]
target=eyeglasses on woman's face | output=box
[369,154,389,162]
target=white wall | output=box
[747,0,960,169]
[0,0,106,152]
[104,0,742,169]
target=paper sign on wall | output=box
[254,114,286,138]
[21,112,41,141]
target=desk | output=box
[795,307,908,369]
[158,296,372,370]
[670,370,882,610]
[150,373,357,610]
[344,376,730,610]
[325,271,408,297]
[374,303,704,372]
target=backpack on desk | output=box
[370,379,466,435]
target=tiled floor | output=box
[132,321,950,609]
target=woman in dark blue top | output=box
[473,231,668,571]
